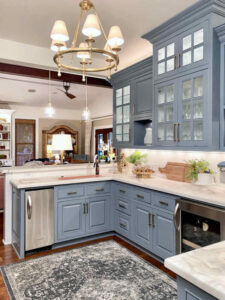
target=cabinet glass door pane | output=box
[167,85,174,102]
[193,121,203,140]
[158,47,165,61]
[183,80,192,99]
[116,107,122,123]
[193,101,203,119]
[194,76,203,97]
[166,105,174,122]
[183,51,192,66]
[116,89,122,106]
[116,125,122,142]
[166,124,174,141]
[167,43,174,57]
[123,94,130,104]
[123,124,129,134]
[158,62,165,75]
[123,86,130,95]
[194,29,203,46]
[167,58,175,72]
[158,124,165,141]
[116,134,122,142]
[194,46,203,62]
[182,123,191,141]
[158,106,165,123]
[183,35,192,51]
[158,88,165,104]
[182,102,191,120]
[123,105,130,123]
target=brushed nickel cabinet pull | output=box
[83,203,86,214]
[178,53,181,68]
[96,188,104,191]
[177,123,180,142]
[136,194,144,199]
[173,123,176,142]
[159,201,169,206]
[148,213,152,226]
[119,203,126,209]
[27,195,32,220]
[119,222,126,229]
[67,191,77,195]
[174,55,176,69]
[119,189,126,193]
[152,214,155,228]
[86,203,88,214]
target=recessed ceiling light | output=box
[28,89,36,93]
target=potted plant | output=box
[186,159,214,186]
[126,151,148,176]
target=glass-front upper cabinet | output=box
[155,38,178,79]
[114,85,131,145]
[155,80,177,146]
[177,71,207,147]
[179,23,207,70]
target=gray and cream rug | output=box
[1,241,177,299]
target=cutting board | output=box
[159,162,190,182]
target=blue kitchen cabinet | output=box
[152,21,208,82]
[177,277,217,300]
[154,69,208,148]
[111,57,153,149]
[152,208,175,259]
[56,198,86,242]
[132,200,153,251]
[86,195,110,234]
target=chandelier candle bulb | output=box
[77,42,90,59]
[51,40,67,52]
[50,20,69,42]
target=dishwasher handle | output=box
[27,195,32,220]
[173,202,180,231]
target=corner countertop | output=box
[165,241,225,300]
[10,173,225,209]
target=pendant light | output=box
[82,77,90,121]
[45,71,55,118]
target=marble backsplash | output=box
[121,149,225,183]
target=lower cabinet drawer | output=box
[152,192,176,212]
[114,211,131,239]
[86,182,110,196]
[115,197,131,215]
[115,183,131,199]
[55,184,85,200]
[133,187,151,204]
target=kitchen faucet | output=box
[93,154,100,175]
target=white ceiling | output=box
[0,0,198,70]
[0,73,112,112]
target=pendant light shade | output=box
[51,20,69,42]
[82,107,91,121]
[107,26,124,47]
[51,40,67,52]
[45,102,55,117]
[77,42,90,59]
[82,14,101,38]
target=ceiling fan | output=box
[57,82,76,100]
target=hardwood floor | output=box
[0,213,175,299]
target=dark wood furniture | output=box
[42,125,78,159]
[15,119,36,166]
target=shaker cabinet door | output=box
[56,199,86,242]
[86,196,110,234]
[152,208,176,259]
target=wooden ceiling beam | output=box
[0,62,112,88]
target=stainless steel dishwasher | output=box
[25,189,54,251]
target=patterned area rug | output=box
[1,241,177,299]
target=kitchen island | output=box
[165,241,225,300]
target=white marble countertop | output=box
[165,241,225,300]
[10,173,225,208]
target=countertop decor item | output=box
[144,127,152,146]
[218,161,225,184]
[50,0,124,81]
[117,153,128,173]
[159,162,190,182]
[186,159,214,185]
[126,150,147,166]
[133,166,154,178]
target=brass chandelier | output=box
[50,0,124,81]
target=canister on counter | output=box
[217,161,225,183]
